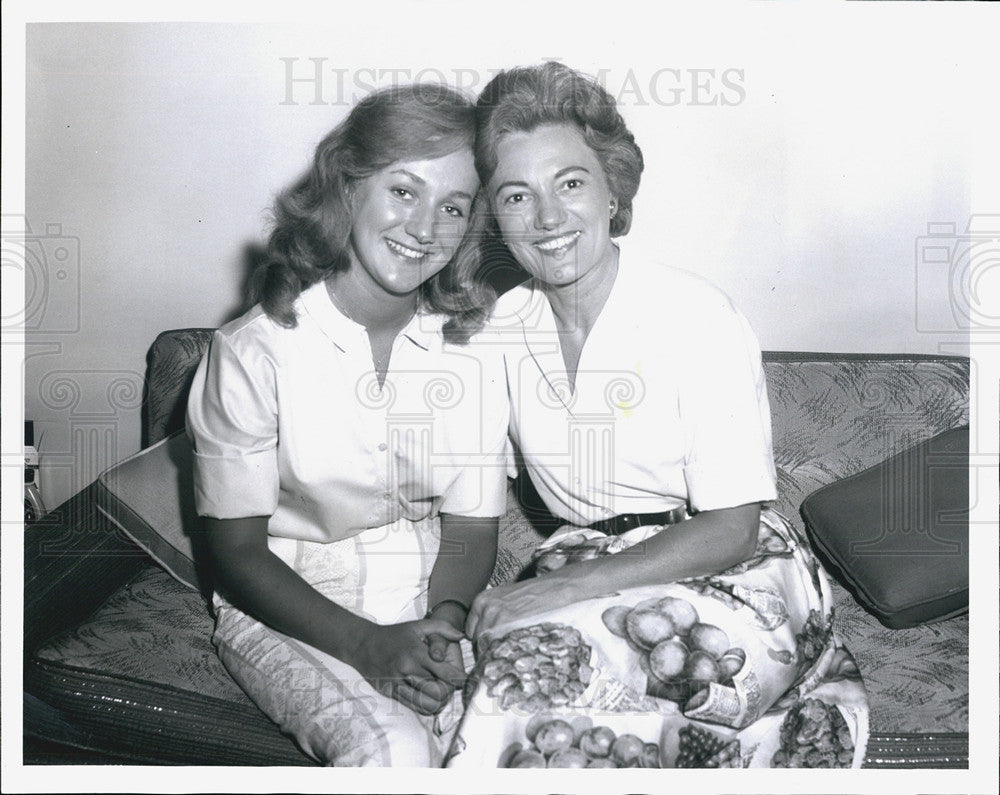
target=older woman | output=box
[186,84,509,767]
[448,63,867,770]
[469,61,776,631]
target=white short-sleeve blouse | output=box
[186,281,511,543]
[490,260,777,527]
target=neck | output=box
[542,244,620,336]
[325,272,417,333]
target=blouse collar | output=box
[298,280,444,352]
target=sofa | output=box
[23,328,970,768]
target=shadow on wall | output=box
[138,242,267,448]
[226,241,271,325]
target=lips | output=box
[385,238,429,260]
[533,231,581,253]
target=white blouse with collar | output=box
[187,280,511,543]
[489,261,777,527]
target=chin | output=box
[543,266,582,286]
[383,279,423,297]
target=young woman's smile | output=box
[348,148,479,298]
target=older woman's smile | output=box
[489,124,618,289]
[534,231,581,253]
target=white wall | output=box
[21,8,979,510]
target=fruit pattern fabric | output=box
[499,714,666,768]
[772,698,856,768]
[462,624,593,712]
[446,508,869,769]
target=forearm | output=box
[427,514,498,627]
[205,517,372,668]
[551,503,761,600]
[468,503,761,636]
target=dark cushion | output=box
[800,426,969,629]
[29,565,313,766]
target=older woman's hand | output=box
[465,571,585,639]
[467,504,762,640]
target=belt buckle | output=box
[618,514,640,534]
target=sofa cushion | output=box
[30,565,312,765]
[800,426,969,629]
[94,430,206,592]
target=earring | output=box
[609,200,618,218]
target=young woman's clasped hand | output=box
[348,616,466,714]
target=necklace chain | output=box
[325,283,357,324]
[326,281,415,371]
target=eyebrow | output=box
[493,166,592,197]
[389,169,474,202]
[390,169,425,184]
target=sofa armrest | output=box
[23,484,152,659]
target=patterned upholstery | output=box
[30,333,970,765]
[31,566,312,765]
[145,328,214,446]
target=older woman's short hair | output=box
[475,61,644,237]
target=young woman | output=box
[447,62,868,769]
[186,84,510,767]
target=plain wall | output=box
[23,11,975,510]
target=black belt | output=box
[587,505,688,537]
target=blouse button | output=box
[377,442,387,452]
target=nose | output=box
[533,192,565,231]
[404,204,435,245]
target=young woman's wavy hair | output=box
[249,83,494,343]
[474,61,644,238]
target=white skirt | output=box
[211,516,464,766]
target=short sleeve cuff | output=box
[193,449,279,519]
[684,458,777,513]
[438,465,509,518]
